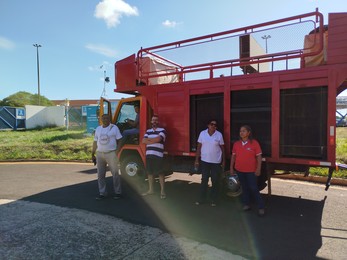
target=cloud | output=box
[86,44,118,58]
[0,36,15,50]
[95,0,139,28]
[162,20,180,28]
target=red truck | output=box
[101,9,347,194]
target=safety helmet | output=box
[225,172,242,197]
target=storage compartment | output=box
[190,93,224,151]
[230,89,272,157]
[280,86,327,159]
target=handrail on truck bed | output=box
[136,9,324,85]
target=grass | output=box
[313,127,347,178]
[336,127,347,163]
[0,126,93,162]
[0,126,346,178]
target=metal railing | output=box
[136,9,324,85]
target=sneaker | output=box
[211,202,217,207]
[113,194,122,200]
[258,208,265,216]
[95,195,106,200]
[243,205,251,211]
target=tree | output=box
[0,91,54,107]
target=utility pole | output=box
[261,35,271,53]
[33,44,42,105]
[65,98,69,131]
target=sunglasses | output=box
[209,123,217,126]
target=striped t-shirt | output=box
[144,127,167,158]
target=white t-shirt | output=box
[197,129,224,163]
[94,124,122,152]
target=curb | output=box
[272,173,347,187]
[0,160,346,187]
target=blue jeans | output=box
[199,161,221,202]
[119,128,139,148]
[236,171,264,209]
[122,128,139,137]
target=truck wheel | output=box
[121,155,144,178]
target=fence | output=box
[66,106,86,129]
[0,106,25,130]
[0,105,89,131]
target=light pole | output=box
[261,35,271,53]
[33,44,42,105]
[100,65,110,97]
[103,70,106,96]
[65,98,70,131]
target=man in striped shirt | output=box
[142,115,167,199]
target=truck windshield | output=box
[116,103,136,123]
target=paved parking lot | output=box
[1,162,347,259]
[0,199,243,259]
[0,162,245,259]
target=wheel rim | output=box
[124,162,139,177]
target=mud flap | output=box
[258,162,268,191]
[325,167,334,191]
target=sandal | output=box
[142,191,154,196]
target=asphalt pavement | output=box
[1,162,346,259]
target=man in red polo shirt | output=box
[230,125,265,216]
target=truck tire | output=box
[120,155,144,178]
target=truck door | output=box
[113,97,149,178]
[98,97,113,124]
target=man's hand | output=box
[142,136,162,145]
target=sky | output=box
[0,0,346,102]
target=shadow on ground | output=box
[18,172,325,259]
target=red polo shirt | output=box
[232,139,262,172]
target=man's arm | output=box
[126,114,139,128]
[229,154,236,175]
[92,141,97,159]
[255,154,262,176]
[126,118,136,127]
[220,144,225,169]
[142,135,162,144]
[194,143,202,165]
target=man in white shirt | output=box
[194,119,225,206]
[92,114,123,200]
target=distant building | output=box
[52,99,100,107]
[337,96,347,110]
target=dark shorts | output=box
[146,155,164,175]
